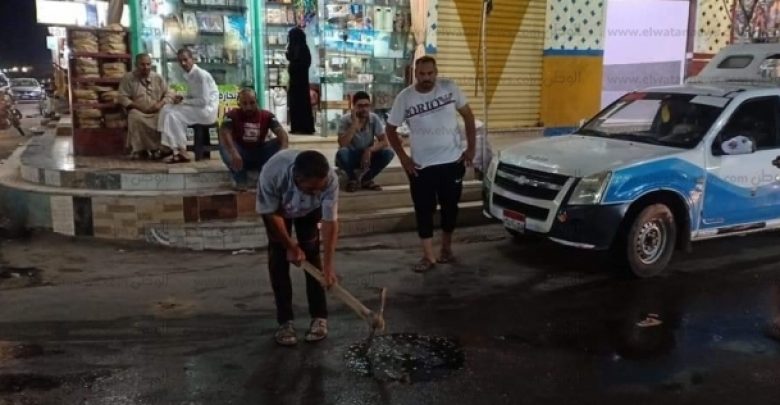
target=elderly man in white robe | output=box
[158,48,219,163]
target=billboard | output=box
[36,0,130,27]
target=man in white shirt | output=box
[386,56,476,273]
[158,48,219,163]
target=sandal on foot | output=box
[412,258,436,273]
[361,181,382,191]
[275,321,298,346]
[437,250,455,264]
[165,154,191,164]
[346,180,359,192]
[305,318,328,342]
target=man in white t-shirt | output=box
[385,56,476,273]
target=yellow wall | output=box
[539,56,604,127]
[538,0,607,131]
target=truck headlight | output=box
[568,171,612,205]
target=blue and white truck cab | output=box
[483,43,780,277]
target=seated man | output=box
[219,88,289,191]
[158,48,219,164]
[335,91,394,192]
[118,53,175,160]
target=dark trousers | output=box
[409,161,466,239]
[262,210,328,325]
[335,148,395,182]
[219,138,281,184]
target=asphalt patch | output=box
[345,333,465,383]
[0,374,61,393]
[0,267,44,289]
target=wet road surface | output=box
[1,226,780,404]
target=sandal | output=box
[275,321,298,346]
[165,154,191,164]
[346,180,359,192]
[361,181,382,191]
[412,258,436,273]
[305,318,328,342]
[437,249,455,264]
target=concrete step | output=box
[364,166,477,188]
[144,201,490,251]
[340,179,482,212]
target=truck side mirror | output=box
[718,135,756,156]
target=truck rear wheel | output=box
[622,204,677,278]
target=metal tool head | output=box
[367,287,388,337]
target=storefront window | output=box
[132,0,255,124]
[317,0,412,136]
[263,0,299,127]
[262,0,412,136]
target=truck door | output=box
[702,96,780,231]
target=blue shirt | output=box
[256,150,339,221]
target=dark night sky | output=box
[0,0,50,74]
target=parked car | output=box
[482,43,780,278]
[10,78,44,102]
[0,72,9,94]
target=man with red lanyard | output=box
[219,88,289,191]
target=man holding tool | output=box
[257,149,340,346]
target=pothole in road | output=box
[0,267,45,289]
[345,333,465,383]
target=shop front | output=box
[129,0,415,137]
[129,0,257,132]
[259,0,415,136]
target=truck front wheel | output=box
[622,204,677,278]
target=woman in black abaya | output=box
[286,27,315,134]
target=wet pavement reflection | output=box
[6,230,780,403]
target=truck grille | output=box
[492,194,550,220]
[494,162,568,201]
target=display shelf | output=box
[180,4,247,12]
[71,52,132,59]
[67,26,131,156]
[315,0,413,136]
[198,31,227,37]
[67,26,129,33]
[72,77,123,84]
[164,58,238,66]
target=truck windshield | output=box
[579,92,726,148]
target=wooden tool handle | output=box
[299,261,374,322]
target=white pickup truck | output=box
[483,43,780,277]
